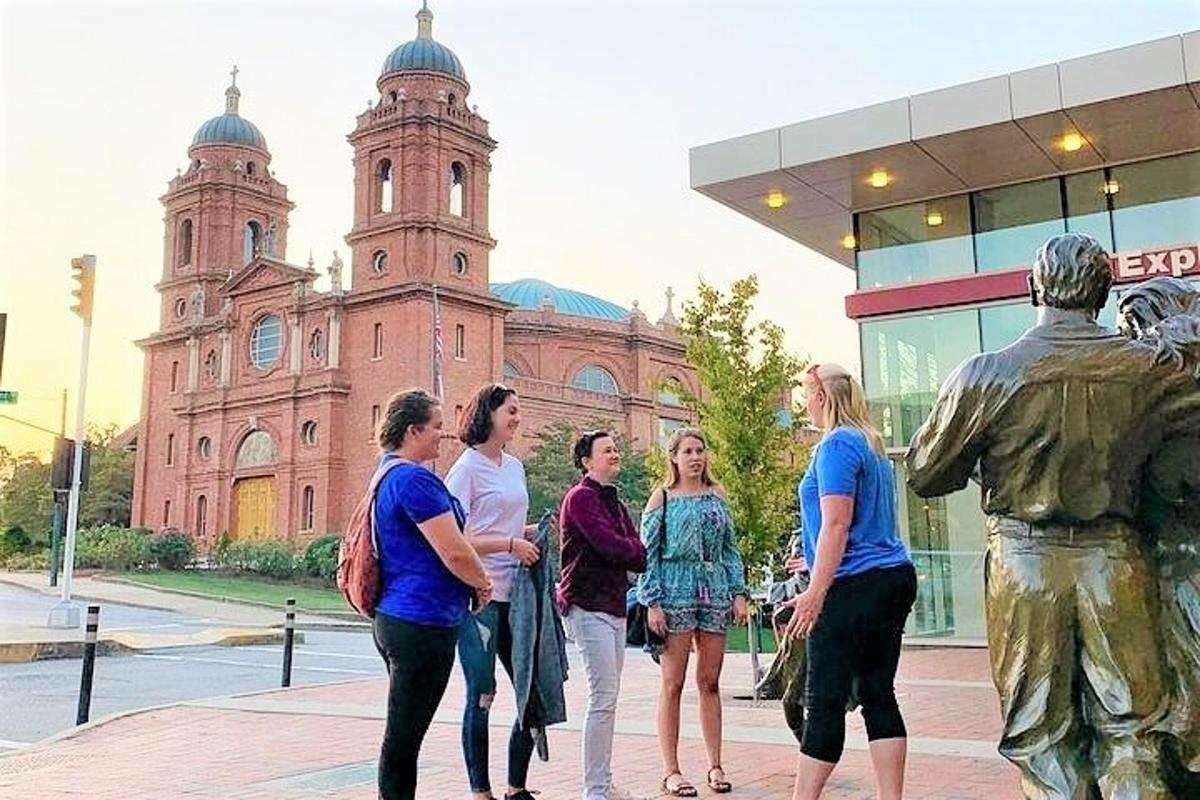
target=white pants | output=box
[565,607,626,800]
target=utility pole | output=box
[48,255,95,629]
[50,389,68,587]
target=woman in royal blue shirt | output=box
[370,390,492,800]
[783,364,916,800]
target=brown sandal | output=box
[707,766,732,794]
[662,771,698,797]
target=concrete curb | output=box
[0,639,132,664]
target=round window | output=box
[197,436,212,459]
[249,314,283,370]
[372,251,388,274]
[452,252,468,276]
[174,299,187,319]
[301,420,318,446]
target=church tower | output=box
[159,69,294,329]
[346,2,496,294]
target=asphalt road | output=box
[0,583,383,750]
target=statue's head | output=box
[1116,276,1198,339]
[1031,233,1112,316]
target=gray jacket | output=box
[510,515,569,730]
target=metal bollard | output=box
[281,597,295,687]
[76,604,100,724]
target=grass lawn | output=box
[114,571,351,613]
[726,623,778,654]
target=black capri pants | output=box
[800,563,917,764]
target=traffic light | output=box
[70,255,96,322]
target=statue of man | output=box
[328,250,344,294]
[190,284,205,322]
[906,233,1200,800]
[1117,278,1200,796]
[264,218,279,258]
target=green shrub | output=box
[0,526,32,558]
[2,550,49,571]
[300,535,340,582]
[151,530,194,570]
[217,539,297,579]
[74,525,153,571]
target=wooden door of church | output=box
[232,477,277,539]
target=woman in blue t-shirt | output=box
[370,390,492,800]
[782,363,916,800]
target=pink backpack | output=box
[338,458,407,618]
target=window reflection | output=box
[856,195,973,288]
[1064,170,1114,250]
[1111,152,1200,251]
[973,179,1065,272]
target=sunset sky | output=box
[1,0,1196,455]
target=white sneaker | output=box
[603,785,644,800]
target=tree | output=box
[524,418,653,523]
[678,275,806,583]
[79,423,134,529]
[0,422,133,542]
[0,447,53,543]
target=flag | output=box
[432,285,445,401]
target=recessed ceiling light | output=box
[925,210,944,227]
[869,170,890,189]
[766,190,786,209]
[1061,133,1084,152]
[1103,179,1120,195]
[841,234,857,250]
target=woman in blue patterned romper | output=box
[637,428,748,797]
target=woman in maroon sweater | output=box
[557,430,647,800]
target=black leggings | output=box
[800,563,917,764]
[373,612,459,800]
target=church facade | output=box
[130,5,694,543]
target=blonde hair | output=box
[662,427,718,490]
[808,363,886,456]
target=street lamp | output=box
[48,255,96,629]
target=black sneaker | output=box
[505,790,539,800]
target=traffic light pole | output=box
[48,315,92,628]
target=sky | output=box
[1,0,1197,455]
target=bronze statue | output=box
[905,233,1200,800]
[1117,278,1200,795]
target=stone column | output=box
[327,308,341,369]
[187,335,199,392]
[219,329,232,386]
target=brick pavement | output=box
[0,646,1020,799]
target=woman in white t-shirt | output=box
[446,384,542,800]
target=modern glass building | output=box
[690,33,1200,641]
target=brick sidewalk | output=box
[0,646,1019,799]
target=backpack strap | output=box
[367,457,411,556]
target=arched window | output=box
[235,430,277,469]
[372,250,388,274]
[388,90,398,104]
[449,161,466,216]
[301,420,318,446]
[204,350,219,380]
[573,365,619,395]
[197,436,212,460]
[166,433,175,466]
[452,252,468,276]
[447,92,457,107]
[163,499,171,527]
[243,220,262,265]
[657,378,685,407]
[301,485,315,531]
[249,314,283,369]
[246,161,256,177]
[178,219,193,267]
[170,361,180,393]
[377,159,393,213]
[196,495,208,537]
[309,329,324,361]
[503,361,521,380]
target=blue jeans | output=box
[458,601,537,794]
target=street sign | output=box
[0,390,17,404]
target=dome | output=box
[491,279,628,322]
[381,39,465,81]
[190,69,268,153]
[192,114,267,151]
[380,3,466,82]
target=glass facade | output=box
[856,152,1200,290]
